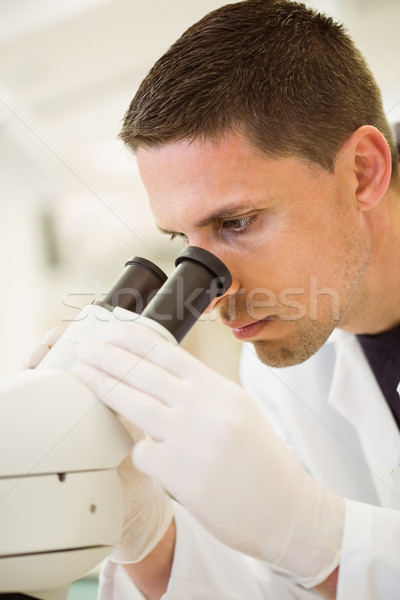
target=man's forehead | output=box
[136,133,268,175]
[137,139,278,207]
[135,137,322,232]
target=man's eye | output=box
[169,232,188,242]
[221,215,259,233]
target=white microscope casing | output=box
[0,303,175,600]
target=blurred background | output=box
[0,0,399,596]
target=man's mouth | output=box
[221,316,275,340]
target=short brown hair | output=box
[120,0,398,175]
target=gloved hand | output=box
[73,319,345,587]
[22,325,65,369]
[24,324,173,564]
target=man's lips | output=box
[221,315,274,329]
[221,316,275,340]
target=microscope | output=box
[0,247,231,600]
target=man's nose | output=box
[205,276,241,314]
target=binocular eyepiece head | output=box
[103,246,232,343]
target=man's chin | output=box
[252,340,309,368]
[251,327,332,368]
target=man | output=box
[70,1,400,598]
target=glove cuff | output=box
[294,485,345,588]
[109,486,174,564]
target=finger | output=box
[76,340,184,407]
[104,320,209,379]
[41,325,65,348]
[72,362,173,440]
[22,325,66,370]
[22,343,50,370]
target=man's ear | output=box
[337,125,392,211]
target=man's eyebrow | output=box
[156,203,257,235]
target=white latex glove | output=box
[22,325,65,369]
[73,320,345,588]
[24,324,173,563]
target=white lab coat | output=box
[97,329,400,599]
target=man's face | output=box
[137,133,370,367]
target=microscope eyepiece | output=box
[142,246,232,343]
[174,246,232,297]
[102,256,168,313]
